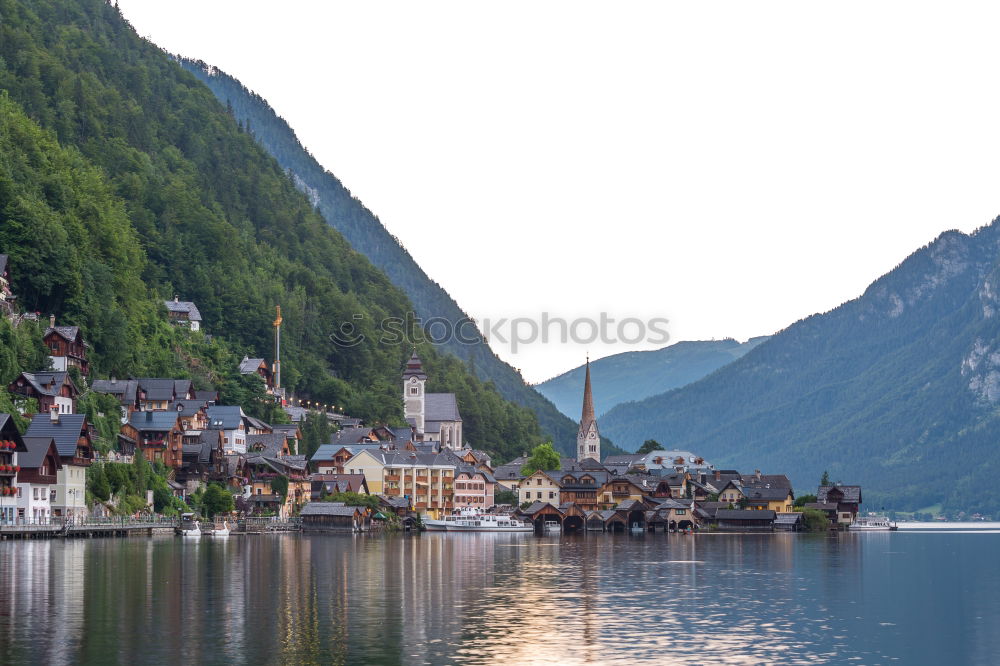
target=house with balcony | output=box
[743,486,795,513]
[245,450,310,519]
[599,476,650,508]
[453,466,496,511]
[556,467,610,512]
[346,449,460,518]
[206,405,247,454]
[164,296,202,331]
[816,485,862,526]
[239,357,274,391]
[43,317,89,375]
[121,410,184,468]
[16,436,61,523]
[0,413,27,522]
[9,371,79,415]
[24,411,93,518]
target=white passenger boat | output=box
[424,509,533,532]
[849,515,897,531]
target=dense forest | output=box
[600,224,1000,514]
[175,58,623,457]
[0,0,546,462]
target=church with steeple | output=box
[576,358,601,462]
[402,351,464,450]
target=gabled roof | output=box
[245,433,287,458]
[818,485,862,503]
[91,378,139,404]
[239,357,267,374]
[169,399,208,418]
[164,299,202,321]
[129,410,181,432]
[743,474,793,489]
[520,501,561,516]
[44,326,82,343]
[271,424,301,438]
[194,390,219,404]
[19,436,62,471]
[300,502,363,517]
[425,393,461,422]
[493,463,525,480]
[24,414,88,458]
[206,405,244,430]
[774,513,803,525]
[137,378,177,402]
[743,486,794,502]
[12,371,76,398]
[0,413,25,452]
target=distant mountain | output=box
[177,58,620,457]
[599,223,1000,514]
[537,338,768,419]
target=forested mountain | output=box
[537,338,767,419]
[0,0,545,462]
[600,223,1000,513]
[175,59,615,457]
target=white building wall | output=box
[53,464,87,518]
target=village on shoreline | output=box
[0,268,868,539]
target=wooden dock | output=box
[0,517,177,540]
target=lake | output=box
[1,525,998,665]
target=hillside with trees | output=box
[176,58,616,457]
[600,223,1000,513]
[0,0,545,463]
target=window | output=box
[409,387,419,395]
[549,492,555,499]
[675,509,685,515]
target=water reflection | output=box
[1,530,999,664]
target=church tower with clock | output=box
[576,358,601,462]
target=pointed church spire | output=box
[581,356,595,426]
[577,355,600,462]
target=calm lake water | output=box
[1,525,998,665]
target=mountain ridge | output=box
[537,337,768,419]
[599,223,1000,512]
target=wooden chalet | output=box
[43,319,89,375]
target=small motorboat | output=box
[543,520,561,534]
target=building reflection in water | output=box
[8,529,1000,664]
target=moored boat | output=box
[849,515,897,531]
[424,509,533,532]
[209,520,230,537]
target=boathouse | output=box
[299,502,368,532]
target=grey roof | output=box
[300,503,363,516]
[332,427,378,445]
[743,487,793,502]
[239,357,266,374]
[424,393,461,421]
[246,433,287,457]
[24,414,87,458]
[520,501,559,515]
[169,400,207,418]
[164,299,202,321]
[44,326,81,342]
[206,405,243,430]
[243,414,270,432]
[137,378,177,402]
[716,510,776,521]
[13,371,74,398]
[555,468,610,488]
[805,502,839,511]
[91,378,139,404]
[194,390,219,403]
[493,463,524,481]
[603,454,643,465]
[774,513,803,525]
[271,424,300,437]
[19,437,60,470]
[311,442,385,462]
[174,380,192,398]
[743,474,793,489]
[818,485,862,503]
[129,410,180,432]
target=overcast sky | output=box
[117,1,1000,383]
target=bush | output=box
[800,508,830,531]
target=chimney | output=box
[49,314,55,328]
[714,469,721,482]
[110,376,116,385]
[755,470,761,481]
[174,295,179,303]
[49,406,59,424]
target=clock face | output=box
[589,433,596,439]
